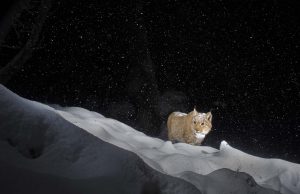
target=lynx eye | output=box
[193,121,196,124]
[201,123,204,125]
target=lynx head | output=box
[190,108,212,138]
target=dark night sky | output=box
[0,0,299,163]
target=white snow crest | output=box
[0,84,299,194]
[173,112,187,117]
[55,106,300,194]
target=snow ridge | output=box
[0,84,299,194]
[57,100,300,194]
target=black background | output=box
[1,0,299,162]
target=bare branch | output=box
[0,45,21,49]
[0,0,52,84]
[0,0,31,46]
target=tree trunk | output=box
[127,0,161,135]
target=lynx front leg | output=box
[171,139,181,144]
[183,133,197,145]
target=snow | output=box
[57,106,300,194]
[0,85,200,194]
[0,84,299,194]
[195,112,207,120]
[56,103,300,194]
[173,112,187,117]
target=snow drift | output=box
[0,84,299,194]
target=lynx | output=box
[167,108,212,145]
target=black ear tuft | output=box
[206,112,212,121]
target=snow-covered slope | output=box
[0,84,298,194]
[56,106,300,194]
[0,85,202,194]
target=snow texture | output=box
[0,84,299,194]
[0,85,200,194]
[57,107,300,194]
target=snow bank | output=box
[56,106,300,194]
[0,85,201,194]
[56,108,300,194]
[0,84,298,194]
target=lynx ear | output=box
[193,107,197,115]
[206,112,212,122]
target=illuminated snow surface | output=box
[57,108,300,194]
[0,84,299,194]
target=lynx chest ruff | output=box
[167,109,212,145]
